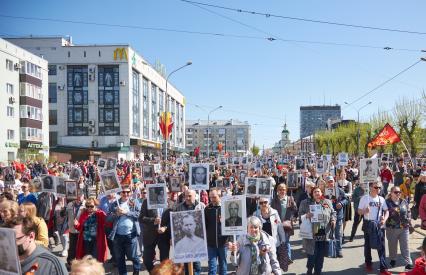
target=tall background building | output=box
[185,119,251,156]
[300,105,341,139]
[0,38,49,162]
[7,36,186,161]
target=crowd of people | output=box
[0,154,425,275]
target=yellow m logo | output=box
[114,48,128,61]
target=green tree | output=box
[251,144,260,156]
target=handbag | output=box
[299,215,313,239]
[327,222,336,258]
[282,220,294,236]
[276,243,290,272]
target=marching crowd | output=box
[0,155,426,275]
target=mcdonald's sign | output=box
[113,48,128,61]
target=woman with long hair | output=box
[18,202,49,247]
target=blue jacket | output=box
[325,186,348,220]
[107,197,141,240]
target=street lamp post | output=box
[344,101,372,157]
[163,61,192,162]
[195,105,223,158]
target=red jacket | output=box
[400,257,426,275]
[75,209,108,263]
[380,168,393,183]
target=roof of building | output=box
[300,105,341,110]
[186,119,250,126]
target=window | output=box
[132,71,140,137]
[6,83,13,95]
[68,65,89,136]
[7,106,14,117]
[151,83,157,139]
[48,83,57,103]
[6,59,13,71]
[159,89,164,113]
[143,78,149,139]
[20,127,42,141]
[20,105,42,121]
[7,129,14,140]
[49,110,57,125]
[49,132,58,147]
[23,61,42,79]
[20,83,42,100]
[48,65,57,75]
[97,66,119,136]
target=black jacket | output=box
[139,199,170,246]
[204,203,228,248]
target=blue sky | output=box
[1,0,425,148]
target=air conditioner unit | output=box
[89,127,96,134]
[88,119,95,126]
[58,65,65,70]
[57,85,65,90]
[119,80,126,86]
[91,140,98,147]
[9,97,16,104]
[14,63,21,70]
[89,74,95,81]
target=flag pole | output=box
[400,140,413,165]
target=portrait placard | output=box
[146,183,168,209]
[99,170,121,195]
[97,158,107,171]
[189,163,209,190]
[221,195,247,236]
[69,167,82,180]
[32,177,42,192]
[41,175,56,193]
[56,177,67,197]
[171,210,208,264]
[223,177,231,189]
[154,163,162,174]
[338,152,349,166]
[0,228,21,275]
[176,158,184,167]
[239,170,247,185]
[169,176,181,192]
[142,165,155,181]
[257,178,273,198]
[287,172,299,190]
[65,180,78,200]
[215,179,223,188]
[218,156,228,167]
[360,158,379,183]
[135,162,142,169]
[295,158,306,171]
[232,157,241,166]
[2,166,15,187]
[316,160,325,174]
[106,158,117,171]
[244,177,258,197]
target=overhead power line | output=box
[344,59,423,108]
[0,14,423,53]
[180,0,426,36]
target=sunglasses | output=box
[393,191,401,194]
[278,189,287,191]
[121,191,131,194]
[86,205,95,208]
[373,186,382,189]
[259,201,268,205]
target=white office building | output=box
[0,38,49,162]
[7,36,186,161]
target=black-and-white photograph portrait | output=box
[209,164,215,173]
[267,158,274,169]
[241,157,248,166]
[2,167,15,187]
[142,165,154,181]
[239,170,247,185]
[0,228,21,275]
[218,157,227,167]
[100,170,121,195]
[56,177,67,197]
[97,158,107,170]
[245,177,257,196]
[32,177,42,192]
[171,210,208,264]
[189,163,209,190]
[316,160,325,174]
[258,179,272,197]
[41,175,56,192]
[221,195,247,236]
[360,158,379,183]
[287,172,299,189]
[147,183,168,209]
[338,152,348,166]
[215,179,224,188]
[295,158,306,171]
[169,176,181,192]
[154,164,162,174]
[65,180,78,199]
[232,157,240,166]
[69,167,82,180]
[223,177,231,189]
[106,158,117,171]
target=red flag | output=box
[159,112,173,140]
[368,123,401,147]
[217,143,223,153]
[194,146,200,157]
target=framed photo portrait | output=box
[218,156,227,167]
[221,195,247,236]
[56,177,67,197]
[142,165,155,181]
[97,158,107,171]
[65,180,78,200]
[287,172,299,190]
[189,163,209,190]
[257,178,272,197]
[338,152,349,167]
[169,176,182,192]
[0,228,21,275]
[360,158,379,183]
[245,177,257,197]
[69,167,82,180]
[41,175,56,193]
[295,158,306,171]
[146,183,168,209]
[99,170,121,195]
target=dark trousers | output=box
[142,238,170,272]
[350,212,363,239]
[364,227,388,271]
[114,233,141,275]
[184,261,201,275]
[83,238,97,259]
[307,241,327,274]
[67,232,79,265]
[105,227,115,262]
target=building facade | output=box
[300,105,341,139]
[0,38,49,162]
[7,37,185,161]
[186,119,251,156]
[272,123,291,154]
